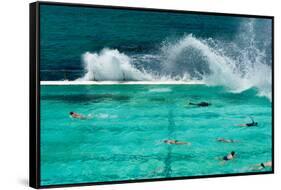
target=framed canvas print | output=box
[29,1,274,188]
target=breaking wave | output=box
[77,19,272,100]
[78,49,152,81]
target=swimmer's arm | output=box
[249,116,255,123]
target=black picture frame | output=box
[29,1,274,189]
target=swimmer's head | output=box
[260,163,265,168]
[231,151,235,156]
[70,112,74,115]
[164,140,168,143]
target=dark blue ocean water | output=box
[40,5,272,81]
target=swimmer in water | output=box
[189,101,211,107]
[69,112,91,120]
[216,138,239,143]
[222,151,236,161]
[237,116,258,127]
[256,161,272,170]
[164,140,191,145]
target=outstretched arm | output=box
[249,116,255,123]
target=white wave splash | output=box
[77,48,152,81]
[77,20,272,100]
[160,33,271,100]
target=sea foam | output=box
[77,48,152,81]
[76,19,272,100]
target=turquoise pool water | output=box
[40,84,272,185]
